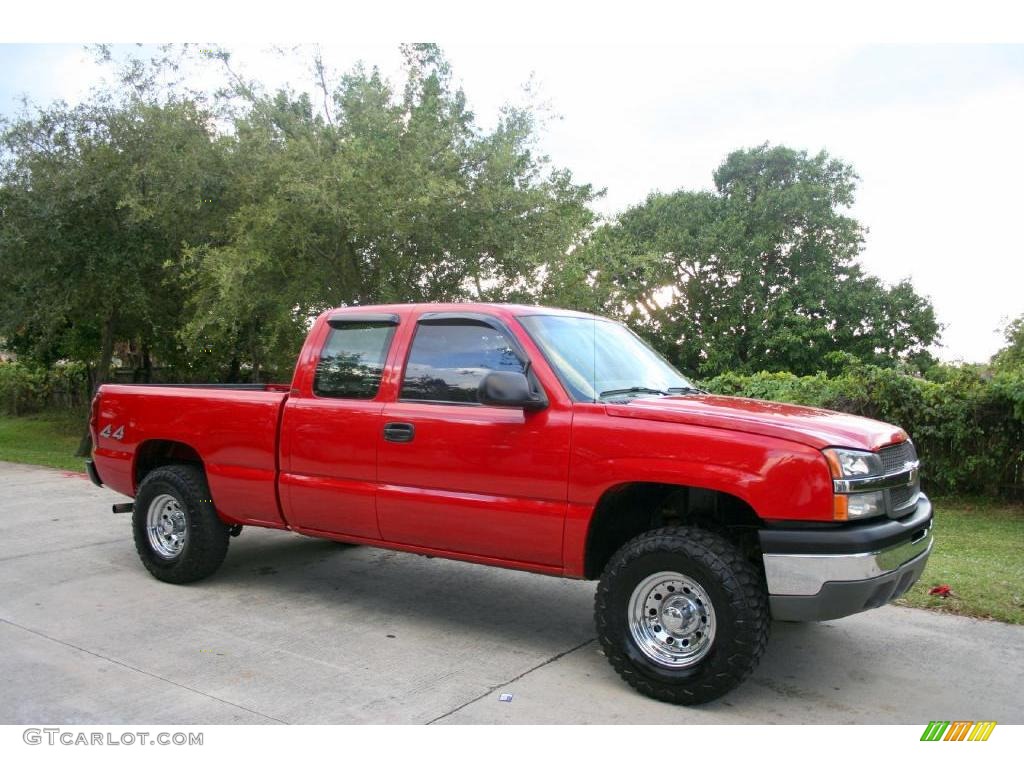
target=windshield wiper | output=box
[598,386,670,399]
[598,385,707,400]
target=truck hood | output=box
[605,394,907,451]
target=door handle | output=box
[383,422,415,443]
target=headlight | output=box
[823,448,886,521]
[823,448,883,478]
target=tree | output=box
[992,315,1024,370]
[184,44,597,377]
[545,144,939,377]
[0,49,227,449]
[0,99,224,370]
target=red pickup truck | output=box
[88,303,933,704]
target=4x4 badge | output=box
[100,424,125,440]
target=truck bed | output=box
[92,383,291,528]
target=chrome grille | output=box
[880,441,917,472]
[889,484,917,510]
[880,440,920,517]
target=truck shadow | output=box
[201,530,891,715]
[209,530,597,655]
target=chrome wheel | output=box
[628,571,717,668]
[146,493,187,559]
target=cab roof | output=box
[325,302,603,321]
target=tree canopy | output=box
[992,315,1024,370]
[543,145,940,377]
[1,45,940,393]
[0,78,225,388]
[182,44,597,378]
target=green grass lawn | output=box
[0,410,88,472]
[895,497,1023,624]
[0,410,1021,623]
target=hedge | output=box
[702,365,1024,498]
[0,361,90,416]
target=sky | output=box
[1,42,1022,364]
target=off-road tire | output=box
[133,464,230,584]
[595,526,770,705]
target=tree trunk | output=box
[250,320,261,384]
[132,339,143,383]
[75,312,116,457]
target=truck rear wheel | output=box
[132,464,230,584]
[595,527,769,705]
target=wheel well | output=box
[583,483,764,579]
[134,440,204,488]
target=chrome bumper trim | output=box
[763,524,933,596]
[833,461,920,493]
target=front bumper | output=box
[760,495,934,621]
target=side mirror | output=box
[478,371,547,410]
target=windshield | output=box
[518,314,697,402]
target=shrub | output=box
[0,361,47,415]
[0,360,90,416]
[47,361,90,412]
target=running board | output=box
[112,503,134,514]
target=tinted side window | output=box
[400,321,524,403]
[314,322,396,399]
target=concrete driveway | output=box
[1,461,1021,724]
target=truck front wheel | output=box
[595,527,769,705]
[133,464,230,584]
